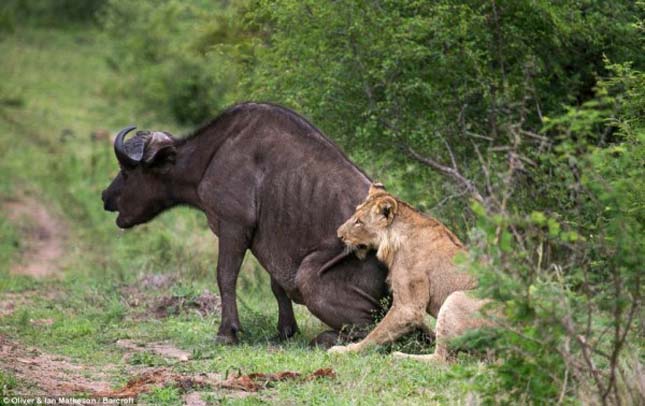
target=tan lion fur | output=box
[329,183,492,362]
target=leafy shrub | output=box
[101,0,242,125]
[240,0,644,231]
[465,62,644,404]
[0,0,107,26]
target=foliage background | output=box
[0,0,642,404]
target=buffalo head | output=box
[101,126,178,229]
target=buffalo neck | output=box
[165,134,220,210]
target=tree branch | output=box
[403,145,485,205]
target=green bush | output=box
[0,0,107,26]
[101,0,243,125]
[466,62,644,404]
[238,0,644,230]
[245,0,643,153]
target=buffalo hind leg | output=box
[270,276,299,340]
[329,274,430,354]
[310,327,373,349]
[295,250,389,348]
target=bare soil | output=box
[3,195,67,278]
[120,273,221,320]
[116,339,192,362]
[150,291,220,319]
[98,367,335,399]
[0,292,33,317]
[0,334,335,399]
[183,392,208,406]
[0,335,113,395]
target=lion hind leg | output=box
[433,290,490,361]
[395,291,490,363]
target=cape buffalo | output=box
[101,102,389,345]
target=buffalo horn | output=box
[114,125,138,167]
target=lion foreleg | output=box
[358,304,427,349]
[328,273,430,354]
[329,303,427,354]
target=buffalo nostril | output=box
[101,191,110,211]
[102,192,117,212]
[106,200,118,212]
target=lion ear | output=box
[368,182,386,196]
[375,196,398,223]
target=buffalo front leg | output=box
[214,224,251,344]
[271,276,298,340]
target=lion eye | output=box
[354,218,363,226]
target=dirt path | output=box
[117,339,192,362]
[0,334,196,397]
[0,333,334,400]
[3,195,67,277]
[0,335,113,395]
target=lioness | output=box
[328,183,491,362]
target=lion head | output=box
[337,183,399,258]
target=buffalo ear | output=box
[375,196,398,223]
[368,182,386,196]
[143,132,176,168]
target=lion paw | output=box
[328,345,350,354]
[328,343,360,354]
[392,351,408,359]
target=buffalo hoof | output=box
[277,323,299,341]
[309,330,340,349]
[213,334,238,345]
[415,325,435,344]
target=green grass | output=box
[0,26,493,404]
[0,370,19,400]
